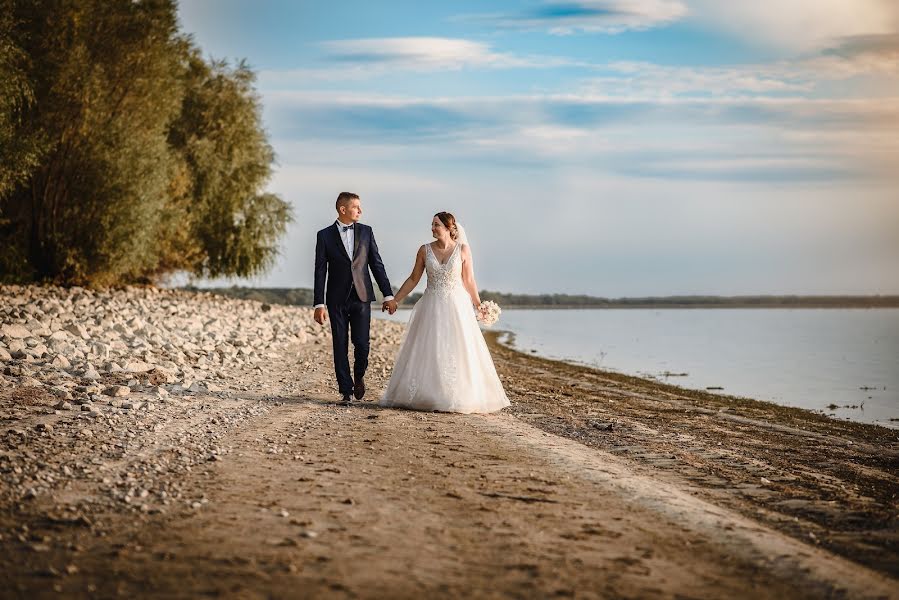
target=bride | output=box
[378,212,510,414]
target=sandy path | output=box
[3,334,896,599]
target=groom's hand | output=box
[314,307,328,325]
[382,299,398,315]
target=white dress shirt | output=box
[313,221,393,308]
[337,219,355,257]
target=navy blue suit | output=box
[314,223,393,395]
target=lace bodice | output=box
[424,242,463,298]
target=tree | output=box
[0,0,291,286]
[160,52,291,280]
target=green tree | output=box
[161,52,291,280]
[0,0,291,286]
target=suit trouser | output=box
[327,288,371,395]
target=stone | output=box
[1,324,31,339]
[35,423,53,433]
[50,355,71,369]
[0,347,10,361]
[65,323,88,340]
[49,386,72,400]
[104,385,130,398]
[123,360,153,373]
[54,400,73,410]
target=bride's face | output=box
[431,217,447,239]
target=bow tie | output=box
[341,224,354,232]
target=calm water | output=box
[375,308,899,428]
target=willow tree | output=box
[0,0,291,286]
[159,53,291,280]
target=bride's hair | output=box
[434,212,459,240]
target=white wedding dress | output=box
[379,242,510,414]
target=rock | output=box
[0,347,10,361]
[104,385,130,397]
[49,386,72,400]
[35,423,53,433]
[54,400,73,410]
[65,323,89,340]
[1,324,31,339]
[19,376,42,387]
[50,354,71,369]
[123,360,153,373]
[78,428,93,438]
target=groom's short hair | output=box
[336,192,359,211]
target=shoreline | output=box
[390,304,899,310]
[491,329,898,431]
[484,329,899,578]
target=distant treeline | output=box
[189,286,899,309]
[1,1,290,286]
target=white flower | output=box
[477,300,501,327]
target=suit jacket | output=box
[314,223,393,306]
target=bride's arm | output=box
[460,244,481,308]
[393,245,427,304]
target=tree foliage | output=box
[0,0,291,286]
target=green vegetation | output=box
[0,0,290,286]
[193,286,899,309]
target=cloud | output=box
[261,90,899,183]
[457,0,687,34]
[257,37,579,83]
[687,0,899,53]
[581,62,813,98]
[318,37,573,70]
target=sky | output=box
[177,0,899,296]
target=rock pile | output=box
[0,285,406,516]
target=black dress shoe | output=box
[341,393,352,405]
[353,378,365,400]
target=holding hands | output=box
[382,299,398,315]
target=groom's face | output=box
[341,198,362,222]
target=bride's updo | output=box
[435,211,459,240]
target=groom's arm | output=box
[313,230,327,307]
[367,228,394,300]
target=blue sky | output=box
[178,0,899,296]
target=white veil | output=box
[455,223,469,251]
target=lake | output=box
[375,307,899,428]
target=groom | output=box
[314,192,397,404]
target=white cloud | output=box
[582,61,813,97]
[258,37,578,83]
[319,37,572,70]
[687,0,899,53]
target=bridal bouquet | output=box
[477,300,501,326]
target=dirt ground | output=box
[1,332,897,599]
